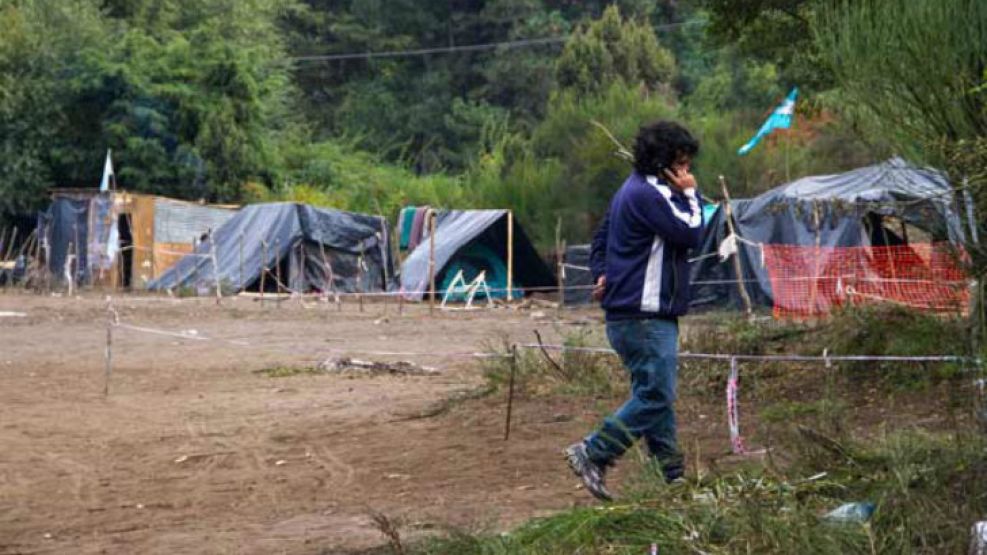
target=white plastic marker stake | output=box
[726,356,746,454]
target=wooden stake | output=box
[357,252,365,313]
[104,297,113,397]
[274,239,282,308]
[260,239,268,305]
[507,211,514,302]
[238,233,244,291]
[556,216,564,317]
[504,344,518,441]
[66,241,75,296]
[720,176,754,317]
[809,202,821,313]
[428,210,437,316]
[210,236,222,305]
[5,226,19,261]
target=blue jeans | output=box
[584,318,683,480]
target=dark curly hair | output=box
[632,120,699,177]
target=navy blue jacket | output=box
[590,172,704,321]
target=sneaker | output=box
[564,442,613,501]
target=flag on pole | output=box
[99,149,114,192]
[737,87,798,156]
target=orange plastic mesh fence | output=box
[762,242,969,319]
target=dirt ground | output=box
[0,292,738,554]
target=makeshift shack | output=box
[399,209,554,300]
[149,202,393,295]
[39,190,236,288]
[690,158,970,317]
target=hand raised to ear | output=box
[663,168,697,192]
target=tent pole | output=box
[720,176,754,317]
[429,209,437,315]
[507,211,514,302]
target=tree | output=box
[814,0,987,272]
[555,4,676,95]
[699,0,829,91]
[0,0,109,214]
[0,0,297,213]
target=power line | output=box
[292,36,566,62]
[290,20,699,63]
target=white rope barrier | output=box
[102,305,981,455]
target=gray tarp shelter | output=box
[400,209,554,300]
[690,158,968,310]
[149,202,393,294]
[38,197,93,285]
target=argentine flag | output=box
[737,87,798,156]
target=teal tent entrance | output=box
[399,209,554,301]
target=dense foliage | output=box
[1,0,980,250]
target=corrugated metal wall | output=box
[153,199,235,244]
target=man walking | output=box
[565,120,704,501]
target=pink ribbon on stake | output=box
[726,356,748,455]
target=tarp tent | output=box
[399,209,554,300]
[149,203,393,294]
[690,158,968,310]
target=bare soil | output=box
[0,293,968,554]
[0,294,715,554]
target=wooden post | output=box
[3,226,17,261]
[507,211,514,302]
[104,298,113,397]
[357,252,365,313]
[66,241,75,297]
[428,210,437,316]
[504,344,518,441]
[260,239,268,305]
[274,238,282,308]
[147,219,156,283]
[555,216,564,317]
[73,223,80,289]
[30,230,42,291]
[720,176,754,317]
[377,227,389,314]
[238,233,244,291]
[210,237,222,305]
[809,202,821,313]
[0,227,8,261]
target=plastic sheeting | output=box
[148,203,394,294]
[562,244,593,305]
[38,198,91,285]
[690,158,966,310]
[399,210,554,300]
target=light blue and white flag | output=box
[99,149,114,192]
[737,87,798,156]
